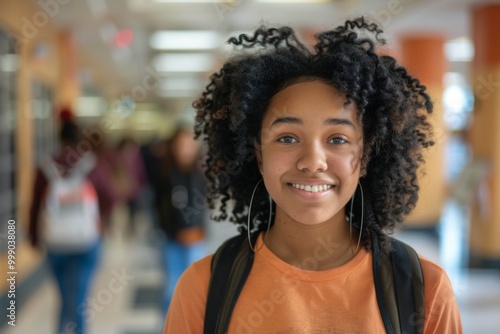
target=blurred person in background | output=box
[87,126,126,233]
[29,109,104,334]
[139,136,167,237]
[115,136,147,237]
[150,124,208,316]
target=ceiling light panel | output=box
[160,76,202,91]
[154,53,215,72]
[153,0,235,3]
[150,31,220,50]
[445,37,474,62]
[256,0,330,3]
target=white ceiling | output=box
[38,0,497,106]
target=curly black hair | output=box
[194,17,434,250]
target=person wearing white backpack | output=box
[29,114,103,334]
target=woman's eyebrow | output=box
[270,116,303,127]
[324,118,355,129]
[270,116,356,129]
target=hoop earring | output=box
[247,179,272,252]
[349,181,364,255]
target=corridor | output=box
[2,203,500,334]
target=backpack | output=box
[204,232,425,334]
[40,153,100,252]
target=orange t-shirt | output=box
[164,234,462,334]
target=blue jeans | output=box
[162,238,205,315]
[47,241,101,334]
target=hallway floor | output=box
[2,205,500,334]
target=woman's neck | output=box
[264,210,357,271]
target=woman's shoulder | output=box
[165,253,215,332]
[168,254,214,315]
[419,256,451,285]
[418,256,457,302]
[177,253,214,289]
[418,258,463,332]
[192,253,214,272]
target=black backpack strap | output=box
[372,234,425,334]
[204,232,258,334]
[391,238,425,334]
[372,234,398,334]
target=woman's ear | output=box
[254,139,263,174]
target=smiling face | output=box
[255,80,364,227]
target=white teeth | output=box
[291,183,332,193]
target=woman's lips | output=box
[289,183,333,193]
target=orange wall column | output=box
[57,31,79,110]
[469,4,500,261]
[399,35,447,227]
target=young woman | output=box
[164,17,462,333]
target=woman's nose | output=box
[296,142,328,172]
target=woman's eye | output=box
[329,137,347,144]
[278,136,298,144]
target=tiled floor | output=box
[2,204,500,334]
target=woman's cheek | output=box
[348,152,363,175]
[332,150,362,175]
[271,153,294,174]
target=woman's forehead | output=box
[263,81,359,125]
